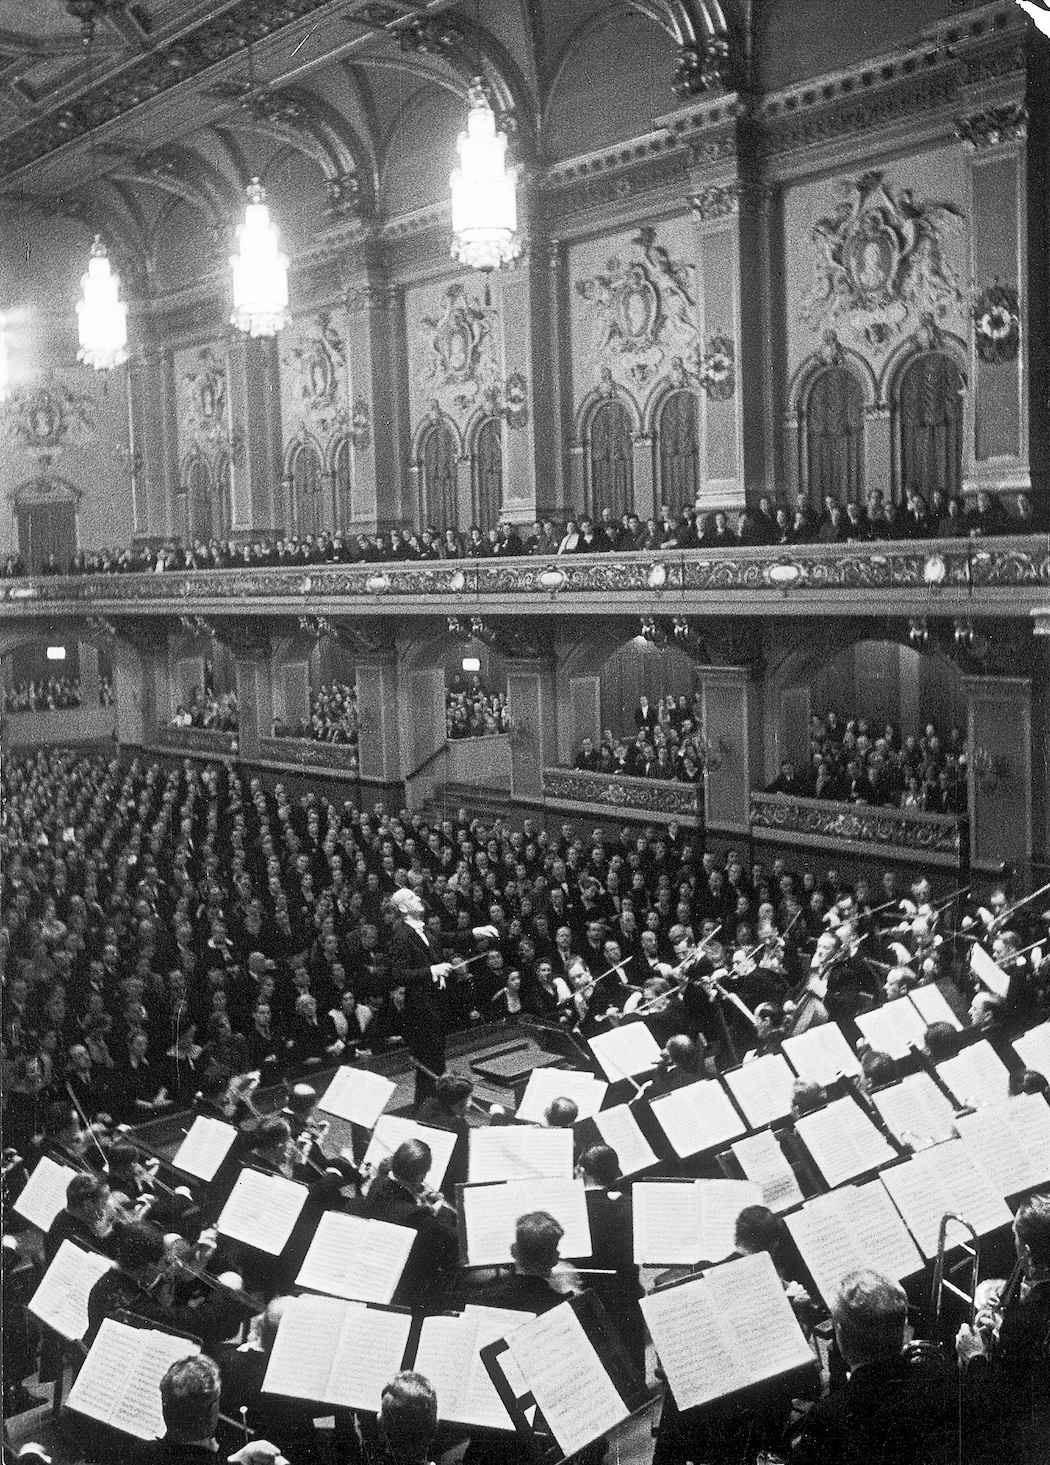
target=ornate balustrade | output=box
[541,766,704,826]
[256,735,360,776]
[0,535,1046,622]
[749,791,965,867]
[153,725,238,757]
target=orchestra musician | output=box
[358,1139,458,1306]
[387,886,498,1108]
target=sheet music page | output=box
[926,1140,1013,1238]
[27,1240,115,1341]
[515,1067,608,1124]
[462,1306,533,1429]
[171,1115,239,1182]
[783,1024,863,1085]
[111,1330,202,1441]
[650,1079,746,1158]
[216,1169,309,1255]
[296,1213,415,1304]
[879,1155,956,1258]
[641,1274,744,1408]
[317,1066,397,1129]
[785,1195,867,1306]
[1002,1094,1050,1186]
[363,1116,459,1190]
[66,1317,144,1425]
[956,1102,1035,1197]
[13,1155,76,1232]
[632,1181,701,1264]
[593,1104,658,1177]
[794,1097,895,1187]
[703,1253,814,1388]
[855,998,929,1060]
[724,1054,797,1128]
[731,1131,804,1213]
[263,1295,352,1400]
[326,1304,414,1410]
[468,1125,574,1183]
[970,944,1010,998]
[461,1178,592,1266]
[908,985,962,1031]
[872,1074,959,1149]
[1013,1022,1050,1080]
[937,1041,1012,1109]
[588,1023,662,1081]
[504,1301,630,1456]
[412,1314,479,1424]
[849,1181,924,1282]
[697,1179,763,1262]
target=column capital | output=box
[690,180,740,223]
[955,101,1027,151]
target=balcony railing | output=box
[153,725,238,757]
[749,791,965,866]
[542,766,704,825]
[256,736,360,776]
[1,534,1046,617]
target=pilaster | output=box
[227,336,283,529]
[212,618,275,762]
[355,656,401,783]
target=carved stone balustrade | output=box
[0,535,1046,624]
[750,791,966,867]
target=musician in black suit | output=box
[387,887,497,1107]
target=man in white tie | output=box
[387,886,498,1108]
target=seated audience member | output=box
[792,1269,954,1465]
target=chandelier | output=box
[450,80,519,272]
[76,236,128,372]
[230,179,290,338]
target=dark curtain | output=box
[473,417,503,528]
[421,422,458,533]
[658,390,700,514]
[805,366,865,508]
[896,352,963,504]
[215,454,232,538]
[187,459,213,543]
[16,500,76,571]
[589,401,634,518]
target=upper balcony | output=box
[1,534,1048,625]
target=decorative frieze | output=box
[543,766,703,821]
[750,791,963,860]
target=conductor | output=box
[388,886,498,1108]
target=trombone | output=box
[930,1211,981,1341]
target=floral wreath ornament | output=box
[973,281,1020,366]
[698,332,736,400]
[503,372,529,428]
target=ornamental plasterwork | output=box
[181,347,231,457]
[955,103,1027,151]
[574,226,703,393]
[282,313,350,442]
[750,793,961,856]
[0,371,97,463]
[543,767,702,819]
[691,182,739,222]
[802,172,965,353]
[416,282,501,421]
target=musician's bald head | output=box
[391,1139,431,1185]
[544,1097,579,1129]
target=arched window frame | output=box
[653,387,701,515]
[887,347,966,507]
[416,416,460,533]
[471,414,504,529]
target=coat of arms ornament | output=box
[0,371,97,463]
[417,282,500,418]
[283,314,350,441]
[802,171,965,353]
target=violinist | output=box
[646,1035,713,1097]
[44,1172,116,1265]
[753,1001,789,1057]
[358,1139,458,1308]
[85,1219,249,1350]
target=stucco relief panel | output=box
[279,310,352,455]
[175,344,233,466]
[568,219,709,419]
[407,276,509,440]
[785,149,970,379]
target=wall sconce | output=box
[640,617,668,648]
[953,619,989,660]
[972,745,1010,793]
[907,618,929,649]
[298,615,332,640]
[180,614,212,637]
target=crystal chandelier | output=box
[76,236,128,372]
[230,179,290,337]
[450,80,519,272]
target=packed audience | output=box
[446,673,510,739]
[2,676,84,713]
[575,691,706,783]
[2,749,1049,1463]
[271,680,360,747]
[1,489,1040,580]
[171,686,239,733]
[768,712,969,813]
